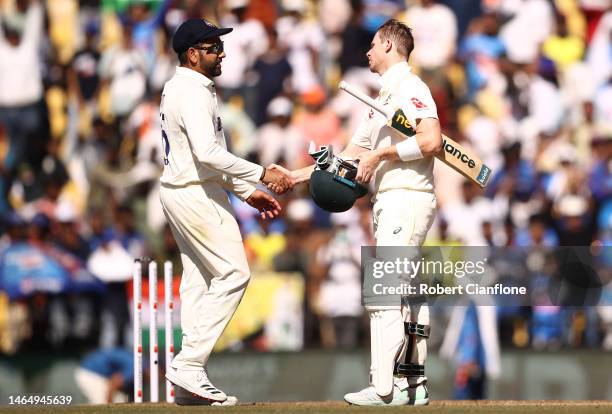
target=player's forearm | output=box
[195,141,264,184]
[291,164,315,184]
[417,132,443,156]
[374,145,400,162]
[415,119,443,156]
[339,143,369,160]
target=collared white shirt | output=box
[159,67,263,199]
[351,61,439,193]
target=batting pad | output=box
[367,307,404,396]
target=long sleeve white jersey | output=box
[159,66,263,200]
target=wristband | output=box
[395,139,423,162]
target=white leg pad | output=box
[367,306,404,397]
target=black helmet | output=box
[309,170,368,213]
[308,143,368,212]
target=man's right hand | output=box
[260,166,294,194]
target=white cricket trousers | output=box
[372,189,436,247]
[160,181,251,371]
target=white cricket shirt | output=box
[159,67,263,200]
[0,3,43,107]
[351,62,438,193]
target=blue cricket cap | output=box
[172,19,232,54]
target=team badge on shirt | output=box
[411,97,428,110]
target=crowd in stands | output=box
[0,0,610,357]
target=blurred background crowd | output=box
[0,0,610,399]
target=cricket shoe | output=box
[174,384,238,406]
[166,366,227,402]
[344,383,429,406]
[406,383,429,406]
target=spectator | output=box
[114,204,146,258]
[87,230,132,348]
[588,136,612,206]
[402,0,457,71]
[0,0,45,213]
[98,22,148,121]
[125,0,171,66]
[68,22,101,113]
[458,13,506,99]
[52,203,90,261]
[293,85,346,151]
[487,142,538,202]
[553,194,594,245]
[515,213,559,247]
[257,97,306,170]
[542,13,585,71]
[442,181,492,245]
[218,0,269,102]
[315,209,364,348]
[74,347,134,404]
[499,0,554,65]
[244,217,287,272]
[338,0,371,74]
[219,95,258,158]
[251,28,292,125]
[276,0,326,93]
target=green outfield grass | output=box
[2,401,612,414]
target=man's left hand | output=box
[355,150,382,184]
[246,189,282,219]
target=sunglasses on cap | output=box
[192,41,224,55]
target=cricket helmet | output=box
[307,143,368,212]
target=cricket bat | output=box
[338,81,492,188]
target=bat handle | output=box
[338,81,393,118]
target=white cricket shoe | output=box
[344,383,429,406]
[166,366,227,402]
[173,384,238,406]
[212,396,238,406]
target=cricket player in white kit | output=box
[276,19,442,406]
[160,19,293,406]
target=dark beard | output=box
[203,59,221,78]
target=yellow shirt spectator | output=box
[542,34,585,70]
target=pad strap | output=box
[394,363,425,377]
[404,321,430,338]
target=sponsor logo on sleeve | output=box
[411,97,428,110]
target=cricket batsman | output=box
[274,19,442,405]
[159,18,292,406]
